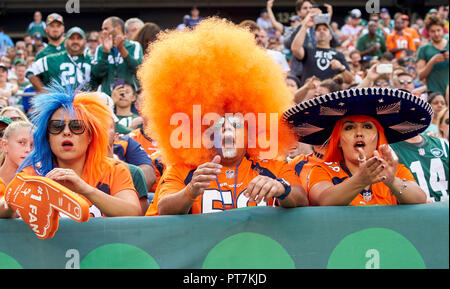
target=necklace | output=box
[215,159,242,211]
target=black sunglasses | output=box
[398,80,413,85]
[47,120,85,135]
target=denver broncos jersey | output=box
[308,161,416,206]
[21,159,138,217]
[146,155,301,215]
[288,152,323,198]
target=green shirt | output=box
[26,51,92,89]
[26,21,46,37]
[126,163,148,198]
[390,135,449,202]
[35,43,66,60]
[117,113,139,129]
[91,39,143,96]
[416,41,449,95]
[356,33,386,57]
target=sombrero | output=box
[283,87,433,145]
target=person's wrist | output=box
[387,177,400,193]
[351,172,370,190]
[184,183,196,201]
[275,178,291,200]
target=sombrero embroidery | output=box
[283,87,433,145]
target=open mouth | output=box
[222,136,235,148]
[353,141,366,150]
[61,140,74,149]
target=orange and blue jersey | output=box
[146,155,301,215]
[21,158,138,217]
[308,161,416,206]
[113,135,154,168]
[288,152,323,203]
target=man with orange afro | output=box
[138,18,308,215]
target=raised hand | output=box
[101,31,113,53]
[45,168,92,196]
[245,175,285,204]
[377,144,398,187]
[186,155,222,199]
[354,147,386,187]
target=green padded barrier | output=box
[0,202,448,269]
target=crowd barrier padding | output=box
[0,202,448,269]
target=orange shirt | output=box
[404,27,420,46]
[386,30,416,58]
[21,159,138,217]
[128,128,159,157]
[308,161,416,206]
[146,155,301,215]
[129,128,163,192]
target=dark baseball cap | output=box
[46,13,64,25]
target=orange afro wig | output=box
[138,17,296,167]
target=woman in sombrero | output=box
[284,87,429,206]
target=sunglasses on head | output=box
[214,116,244,130]
[47,119,85,135]
[398,80,413,85]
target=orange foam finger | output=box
[5,173,90,239]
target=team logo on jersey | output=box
[431,148,444,158]
[362,191,372,202]
[418,148,425,156]
[225,169,235,179]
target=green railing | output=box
[0,202,448,269]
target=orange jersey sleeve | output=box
[98,160,138,197]
[288,153,323,194]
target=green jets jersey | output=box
[35,43,66,60]
[390,134,449,202]
[26,51,92,89]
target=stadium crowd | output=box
[0,0,448,219]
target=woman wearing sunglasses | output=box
[17,86,141,217]
[0,121,33,218]
[284,88,429,206]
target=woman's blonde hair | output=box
[0,106,30,123]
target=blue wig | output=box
[19,82,77,176]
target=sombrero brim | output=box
[283,87,433,145]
